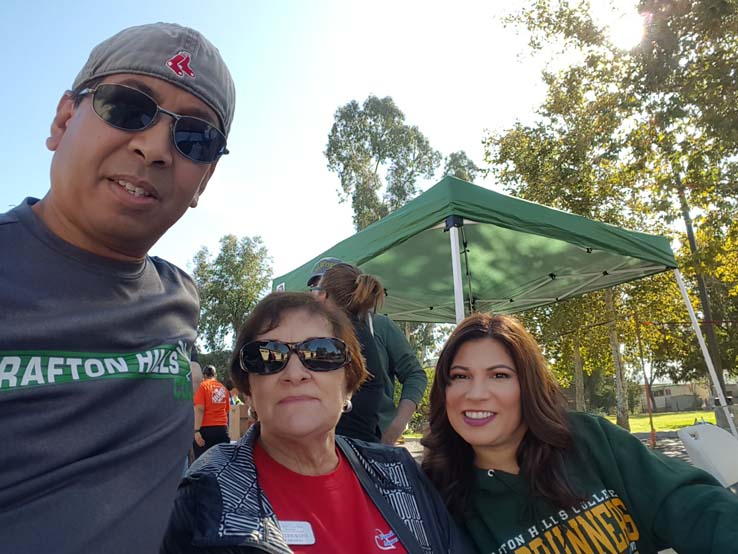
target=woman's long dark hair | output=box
[421,313,580,517]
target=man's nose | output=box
[128,115,174,167]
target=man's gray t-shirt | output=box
[0,198,199,554]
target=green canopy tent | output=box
[273,176,736,436]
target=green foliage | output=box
[394,366,435,433]
[522,294,612,381]
[579,367,641,415]
[192,234,272,352]
[325,95,442,231]
[326,95,468,362]
[399,321,453,366]
[199,350,233,383]
[443,151,484,182]
[489,0,738,395]
[506,0,604,52]
[620,274,698,383]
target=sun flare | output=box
[607,3,646,50]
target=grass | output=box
[604,410,716,433]
[401,410,718,438]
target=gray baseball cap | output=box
[72,22,235,136]
[307,257,344,286]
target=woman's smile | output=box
[461,410,497,426]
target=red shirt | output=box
[254,442,408,553]
[193,379,229,427]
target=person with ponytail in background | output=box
[313,262,386,442]
[307,257,428,445]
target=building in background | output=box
[640,382,712,413]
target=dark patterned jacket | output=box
[161,424,472,553]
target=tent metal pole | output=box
[449,226,465,323]
[674,269,737,438]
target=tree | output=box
[522,294,622,417]
[192,234,272,352]
[199,350,233,382]
[604,289,630,429]
[620,273,698,384]
[443,151,484,182]
[499,0,738,395]
[485,0,738,420]
[326,95,448,362]
[325,95,442,231]
[485,51,639,427]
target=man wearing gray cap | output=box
[0,23,234,553]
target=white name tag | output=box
[279,521,316,545]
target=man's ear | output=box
[46,93,76,152]
[189,162,217,208]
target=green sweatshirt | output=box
[371,313,427,431]
[464,412,738,554]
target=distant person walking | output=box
[193,366,230,458]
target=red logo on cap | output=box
[166,51,195,78]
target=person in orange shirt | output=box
[193,365,230,459]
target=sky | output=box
[0,0,641,279]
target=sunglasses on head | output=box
[239,337,350,375]
[78,83,228,164]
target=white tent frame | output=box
[674,270,737,438]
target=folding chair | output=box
[677,423,738,493]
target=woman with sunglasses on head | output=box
[312,262,387,443]
[161,292,471,554]
[422,313,738,554]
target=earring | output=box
[342,399,353,413]
[247,406,258,420]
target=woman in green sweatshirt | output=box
[422,313,738,554]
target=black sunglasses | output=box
[78,83,228,164]
[239,337,350,375]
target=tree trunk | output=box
[676,178,727,396]
[403,322,411,341]
[647,372,657,411]
[605,289,630,430]
[634,310,656,447]
[573,334,586,412]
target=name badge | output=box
[279,521,316,545]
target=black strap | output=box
[337,437,425,554]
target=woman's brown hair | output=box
[229,292,368,396]
[421,313,580,517]
[319,263,384,319]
